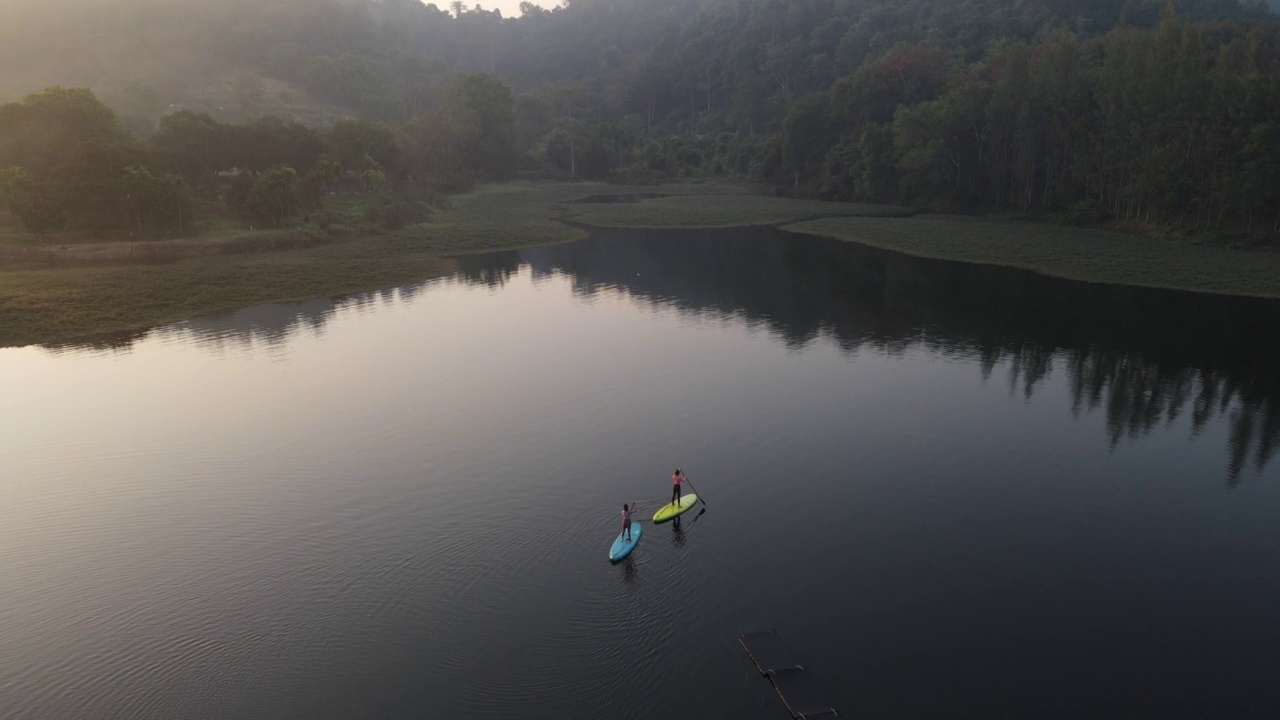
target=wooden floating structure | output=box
[738,630,839,719]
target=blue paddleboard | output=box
[609,522,642,562]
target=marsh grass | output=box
[0,182,594,346]
[0,242,455,347]
[564,191,911,228]
[786,215,1280,298]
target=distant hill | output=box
[3,0,1274,133]
[0,0,363,132]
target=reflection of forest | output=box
[39,281,441,355]
[39,228,1276,483]
[457,228,1280,483]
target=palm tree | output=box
[450,1,466,17]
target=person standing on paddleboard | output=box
[671,469,685,506]
[621,503,635,541]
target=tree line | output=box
[0,75,519,238]
[772,7,1280,233]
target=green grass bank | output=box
[785,214,1280,299]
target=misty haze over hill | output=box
[2,0,1275,129]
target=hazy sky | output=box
[470,0,556,17]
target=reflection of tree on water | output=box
[619,555,639,585]
[453,250,523,288]
[38,279,444,355]
[982,344,1279,483]
[973,339,1280,485]
[1062,351,1279,483]
[455,227,1280,484]
[38,229,1277,482]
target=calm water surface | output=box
[3,228,1279,719]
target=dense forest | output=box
[0,75,513,237]
[2,0,1279,239]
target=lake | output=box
[3,227,1279,719]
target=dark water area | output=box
[3,227,1278,719]
[463,227,1280,485]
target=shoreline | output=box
[3,181,1278,348]
[782,215,1280,300]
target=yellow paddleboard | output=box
[653,493,698,523]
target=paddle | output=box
[628,501,655,523]
[623,502,674,524]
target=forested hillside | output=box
[2,0,1278,238]
[5,1,1273,127]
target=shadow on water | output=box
[671,515,686,547]
[457,227,1280,484]
[618,556,640,586]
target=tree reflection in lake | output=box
[457,227,1280,483]
[453,251,523,289]
[34,281,443,357]
[28,226,1277,483]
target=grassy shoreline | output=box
[3,181,1278,348]
[784,214,1280,299]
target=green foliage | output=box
[542,121,642,179]
[390,72,520,190]
[0,166,62,235]
[514,94,554,152]
[0,87,136,173]
[0,88,147,234]
[299,153,342,210]
[121,166,194,238]
[399,112,459,188]
[327,120,400,175]
[148,111,229,189]
[364,189,430,229]
[440,73,518,179]
[754,12,1280,235]
[358,154,390,192]
[225,172,256,215]
[247,167,300,228]
[227,117,325,173]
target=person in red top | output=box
[671,468,685,506]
